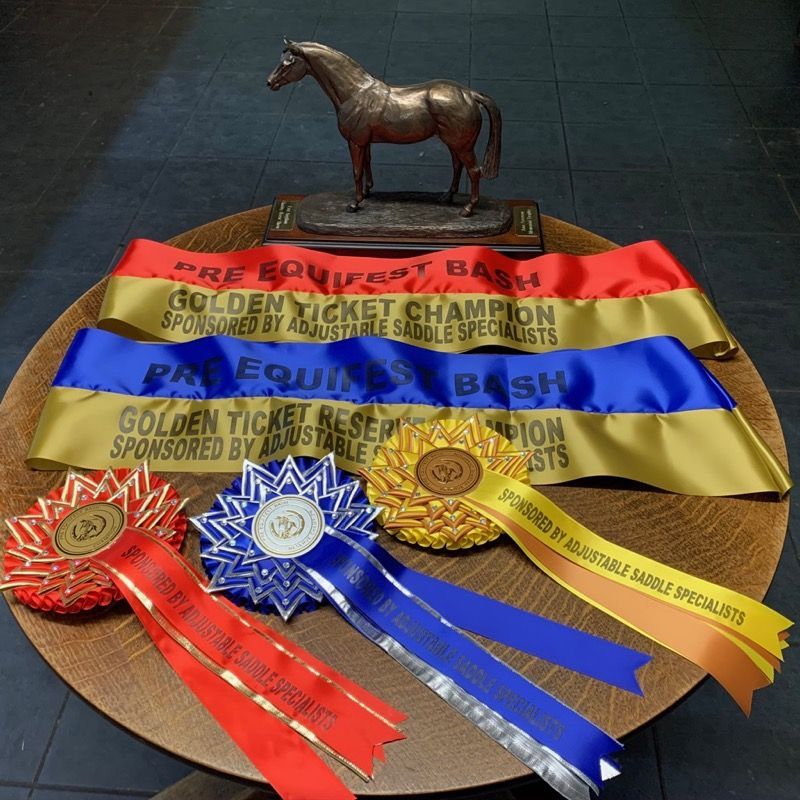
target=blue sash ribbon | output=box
[55,328,734,413]
[354,536,648,694]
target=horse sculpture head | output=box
[266,38,309,90]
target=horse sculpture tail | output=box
[475,92,501,180]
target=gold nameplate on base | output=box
[264,194,545,258]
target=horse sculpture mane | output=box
[267,39,502,217]
[291,41,371,79]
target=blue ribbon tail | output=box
[359,538,649,694]
[299,532,621,790]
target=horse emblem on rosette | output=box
[72,514,107,542]
[270,511,304,540]
[266,39,502,218]
[432,459,464,485]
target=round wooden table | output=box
[0,208,790,797]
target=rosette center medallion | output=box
[53,501,126,557]
[253,496,325,558]
[415,448,483,496]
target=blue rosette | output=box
[197,458,374,619]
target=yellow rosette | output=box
[361,418,792,714]
[364,417,529,549]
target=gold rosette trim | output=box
[361,418,530,549]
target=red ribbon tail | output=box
[99,530,403,771]
[128,591,355,800]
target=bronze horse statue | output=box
[266,39,502,217]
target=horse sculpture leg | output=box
[347,141,366,212]
[440,149,463,204]
[456,149,480,217]
[364,145,373,196]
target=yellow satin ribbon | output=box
[99,276,737,358]
[362,419,792,712]
[470,471,789,662]
[27,389,791,497]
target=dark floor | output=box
[1,0,799,798]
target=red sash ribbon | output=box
[126,590,358,800]
[110,237,699,298]
[98,529,404,776]
[99,238,737,357]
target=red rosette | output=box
[2,465,185,613]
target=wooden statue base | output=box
[263,193,545,258]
